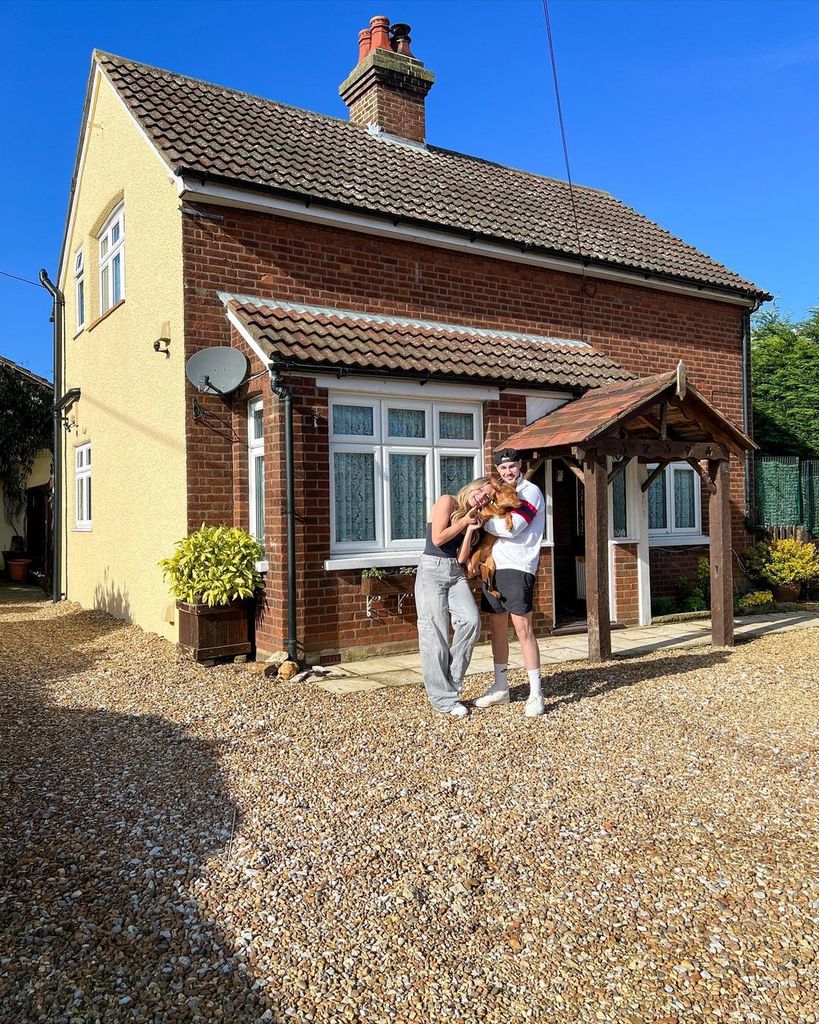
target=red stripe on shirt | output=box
[512,500,537,524]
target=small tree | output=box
[752,307,819,458]
[0,362,53,536]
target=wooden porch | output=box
[508,363,758,662]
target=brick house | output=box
[53,16,769,663]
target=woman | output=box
[415,477,492,717]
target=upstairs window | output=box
[98,204,125,314]
[74,248,85,330]
[75,443,92,530]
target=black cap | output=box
[494,447,521,466]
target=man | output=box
[474,448,545,717]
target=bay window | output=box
[98,204,125,314]
[329,395,482,556]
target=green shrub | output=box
[735,589,775,614]
[681,590,708,613]
[159,525,263,607]
[695,557,711,606]
[744,538,819,586]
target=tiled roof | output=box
[503,369,755,453]
[0,355,52,391]
[224,296,634,391]
[95,52,769,301]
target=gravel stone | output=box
[2,596,818,1022]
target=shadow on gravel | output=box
[509,648,732,710]
[0,650,276,1019]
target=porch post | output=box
[583,451,611,662]
[708,457,734,647]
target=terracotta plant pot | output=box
[7,559,32,583]
[772,582,801,603]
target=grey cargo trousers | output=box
[415,554,481,712]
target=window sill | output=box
[611,536,639,545]
[649,535,709,548]
[73,327,85,340]
[325,552,422,571]
[87,299,125,333]
[73,525,92,533]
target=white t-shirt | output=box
[482,477,545,575]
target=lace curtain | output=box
[648,471,667,530]
[439,411,474,440]
[334,452,376,542]
[674,468,696,529]
[253,454,265,546]
[612,470,627,537]
[388,408,426,438]
[333,405,373,436]
[440,455,474,497]
[389,454,427,540]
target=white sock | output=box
[492,664,508,691]
[527,667,542,699]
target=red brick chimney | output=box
[339,16,435,144]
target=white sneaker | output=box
[474,685,510,709]
[524,694,545,718]
[447,702,469,718]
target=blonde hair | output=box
[451,476,490,524]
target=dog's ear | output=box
[489,470,503,489]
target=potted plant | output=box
[159,525,264,663]
[744,538,819,603]
[360,566,416,598]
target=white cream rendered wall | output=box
[57,71,186,638]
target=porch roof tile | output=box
[224,296,634,391]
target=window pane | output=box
[112,254,122,305]
[253,454,265,546]
[674,469,696,529]
[648,471,667,530]
[252,405,264,441]
[85,447,91,466]
[87,478,92,521]
[101,265,110,312]
[76,449,83,469]
[76,478,83,522]
[333,404,373,436]
[111,221,120,244]
[334,452,375,542]
[389,453,426,540]
[612,469,627,538]
[77,280,84,326]
[100,236,108,258]
[388,408,425,438]
[439,410,474,440]
[440,455,474,497]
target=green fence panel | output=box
[800,460,819,536]
[755,456,802,527]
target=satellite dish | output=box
[185,347,248,396]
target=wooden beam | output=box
[607,456,633,485]
[525,458,545,481]
[583,451,611,663]
[659,401,668,440]
[575,439,728,462]
[559,457,585,484]
[708,458,733,648]
[641,460,670,493]
[686,457,716,494]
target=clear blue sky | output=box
[4,0,818,381]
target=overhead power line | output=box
[0,269,45,289]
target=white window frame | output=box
[647,461,706,545]
[98,204,125,314]
[328,394,483,559]
[247,398,266,568]
[75,443,92,531]
[74,248,85,331]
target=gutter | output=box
[176,170,771,309]
[38,269,65,603]
[268,368,298,663]
[742,303,764,530]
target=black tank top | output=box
[423,522,461,559]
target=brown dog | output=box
[465,475,522,598]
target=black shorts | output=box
[481,569,536,616]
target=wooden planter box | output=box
[177,598,252,663]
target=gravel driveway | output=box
[2,595,818,1023]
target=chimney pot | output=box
[389,23,413,56]
[369,15,391,51]
[357,28,372,63]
